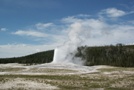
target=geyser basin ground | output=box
[0,63,134,90]
[0,63,97,75]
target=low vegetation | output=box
[0,66,134,90]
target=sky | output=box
[0,0,134,58]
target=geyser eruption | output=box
[52,22,86,65]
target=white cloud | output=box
[61,16,134,46]
[62,16,82,23]
[13,30,47,38]
[12,22,68,44]
[0,43,59,58]
[76,14,91,18]
[35,23,53,29]
[101,8,126,18]
[0,28,7,31]
[13,12,134,47]
[2,8,134,58]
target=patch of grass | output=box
[98,67,134,72]
[0,67,25,72]
[0,66,134,90]
[0,77,10,83]
[29,68,77,73]
[106,88,132,90]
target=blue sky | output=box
[0,0,134,58]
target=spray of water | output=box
[52,22,88,65]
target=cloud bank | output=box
[0,28,7,31]
[101,8,126,18]
[13,30,47,38]
[0,7,134,58]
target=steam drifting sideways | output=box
[52,15,134,65]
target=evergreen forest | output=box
[0,44,134,67]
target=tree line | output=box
[76,44,134,67]
[0,50,54,65]
[0,44,134,67]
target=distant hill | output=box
[0,44,134,67]
[0,50,54,65]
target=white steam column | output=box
[52,48,65,63]
[52,43,76,64]
[52,22,88,65]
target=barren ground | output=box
[0,63,134,90]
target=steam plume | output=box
[52,22,86,65]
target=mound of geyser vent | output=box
[52,22,89,65]
[52,44,84,65]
